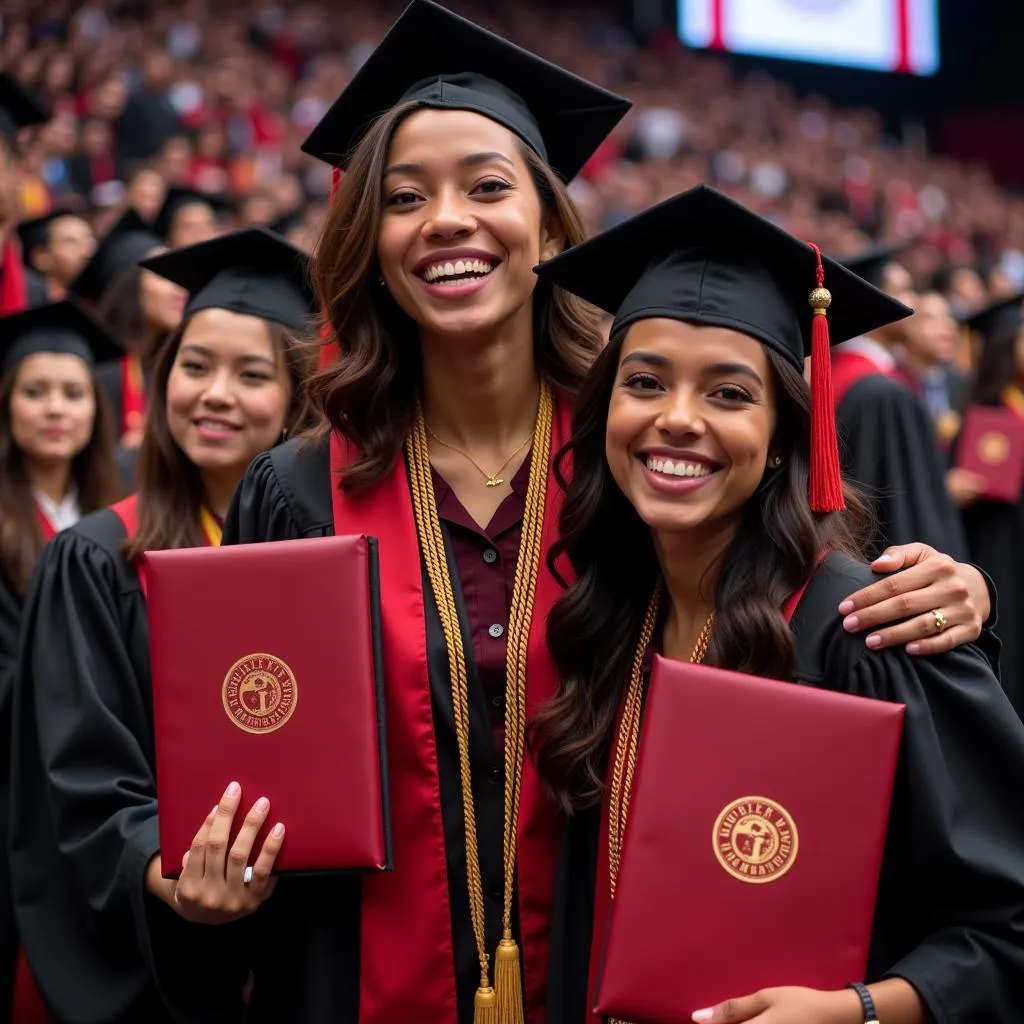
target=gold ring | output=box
[932,609,948,633]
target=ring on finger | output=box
[243,866,253,886]
[932,608,948,633]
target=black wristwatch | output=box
[847,982,879,1023]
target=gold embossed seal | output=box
[222,653,297,734]
[977,431,1010,466]
[713,796,799,884]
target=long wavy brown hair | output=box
[0,362,119,595]
[305,100,605,493]
[123,314,317,561]
[530,334,872,815]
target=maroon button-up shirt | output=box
[432,455,530,754]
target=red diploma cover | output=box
[955,404,1024,503]
[594,655,905,1022]
[144,534,391,876]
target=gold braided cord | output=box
[406,380,553,1018]
[607,598,714,1024]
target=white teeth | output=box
[423,258,495,282]
[645,456,713,478]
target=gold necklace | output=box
[407,378,554,1024]
[424,422,533,488]
[606,591,713,1024]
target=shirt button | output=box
[488,766,501,784]
[488,881,503,902]
[483,548,498,565]
[491,694,505,709]
[488,623,504,639]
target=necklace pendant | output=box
[486,477,503,487]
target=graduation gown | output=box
[96,356,147,494]
[548,553,1024,1023]
[836,368,968,560]
[8,505,247,1024]
[148,426,567,1024]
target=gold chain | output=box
[407,379,554,1021]
[606,592,713,1024]
[425,422,533,488]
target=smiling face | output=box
[8,352,97,466]
[165,308,292,479]
[605,318,778,546]
[376,108,564,343]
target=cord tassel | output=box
[475,983,499,1024]
[494,937,525,1024]
[806,243,846,513]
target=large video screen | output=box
[678,0,940,76]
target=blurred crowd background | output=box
[5,0,1024,365]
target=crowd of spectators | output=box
[4,0,1022,317]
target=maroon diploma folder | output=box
[595,655,904,1023]
[955,404,1024,503]
[144,534,391,876]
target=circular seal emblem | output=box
[222,653,297,735]
[978,431,1010,466]
[713,796,799,884]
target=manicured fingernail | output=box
[866,634,882,648]
[907,642,921,655]
[272,822,285,838]
[838,599,854,614]
[875,553,893,563]
[843,614,859,631]
[211,805,219,816]
[692,1011,714,1023]
[254,797,269,813]
[225,781,240,799]
[182,851,190,867]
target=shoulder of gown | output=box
[224,434,333,544]
[795,551,1024,1020]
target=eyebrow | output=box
[620,351,765,387]
[383,151,516,178]
[180,343,276,368]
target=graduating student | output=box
[69,208,184,452]
[8,229,318,1024]
[531,185,1024,1024]
[153,186,232,248]
[0,74,51,318]
[832,244,968,559]
[0,300,120,1024]
[952,293,1024,716]
[154,5,998,1024]
[16,210,96,307]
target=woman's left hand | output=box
[692,985,861,1023]
[837,543,990,655]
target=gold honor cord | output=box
[198,506,223,547]
[407,380,554,1024]
[606,593,713,1024]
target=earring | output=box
[771,455,783,468]
[379,276,386,287]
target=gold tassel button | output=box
[494,937,525,1024]
[808,285,832,315]
[475,984,499,1024]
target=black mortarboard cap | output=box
[960,292,1024,337]
[69,208,162,304]
[16,209,90,260]
[834,241,910,291]
[0,299,123,374]
[535,185,913,512]
[154,187,234,241]
[300,0,631,182]
[0,73,52,142]
[138,228,315,333]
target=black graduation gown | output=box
[837,375,968,560]
[548,553,1024,1023]
[148,436,521,1023]
[8,509,249,1024]
[961,495,1024,718]
[0,573,22,1024]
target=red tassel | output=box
[806,243,845,513]
[318,167,343,372]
